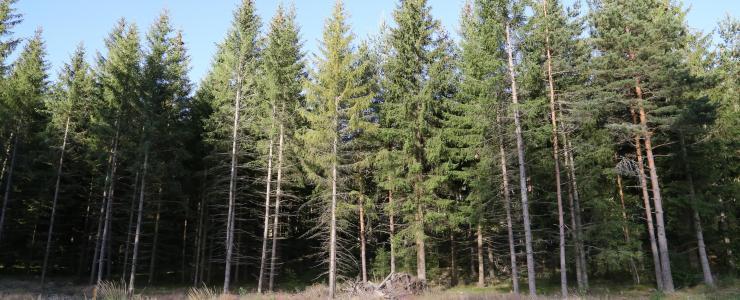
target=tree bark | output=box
[224,69,243,294]
[0,133,12,186]
[679,132,714,287]
[631,108,664,290]
[487,241,496,283]
[450,233,457,286]
[128,148,148,296]
[505,22,535,296]
[97,127,120,286]
[122,171,139,282]
[269,123,285,292]
[41,117,72,286]
[148,197,161,285]
[329,95,339,298]
[541,2,567,294]
[564,137,588,290]
[257,124,275,294]
[635,79,674,292]
[360,197,367,283]
[389,190,396,274]
[615,162,639,285]
[497,114,518,294]
[0,133,17,244]
[477,224,485,287]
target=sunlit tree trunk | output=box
[389,189,396,274]
[269,122,285,292]
[97,125,120,286]
[636,79,674,292]
[359,197,367,283]
[477,224,485,287]
[223,70,243,294]
[122,171,139,281]
[615,161,639,285]
[0,133,18,244]
[128,148,148,296]
[631,109,664,290]
[497,113,518,294]
[41,118,72,286]
[328,96,338,297]
[505,22,535,296]
[258,130,274,294]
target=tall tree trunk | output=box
[0,133,17,243]
[477,224,485,287]
[469,227,476,278]
[128,148,148,296]
[719,198,734,271]
[635,80,674,292]
[498,114,518,294]
[631,109,664,290]
[360,197,367,283]
[122,171,139,281]
[148,198,161,285]
[269,123,285,292]
[450,233,457,286]
[505,22,535,296]
[563,134,588,291]
[679,132,714,287]
[224,72,243,294]
[90,169,108,285]
[615,163,639,285]
[257,129,275,294]
[78,180,94,277]
[389,189,396,274]
[181,197,189,284]
[542,3,567,294]
[97,128,120,286]
[415,187,426,282]
[0,133,12,186]
[41,117,72,286]
[329,102,339,298]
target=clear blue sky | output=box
[13,0,738,85]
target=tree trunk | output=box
[0,133,17,243]
[90,169,108,285]
[631,109,664,290]
[389,190,396,274]
[97,128,120,286]
[257,132,275,294]
[122,171,139,281]
[224,71,243,294]
[359,197,367,283]
[487,241,496,283]
[41,118,72,286]
[148,197,161,285]
[0,133,12,186]
[477,224,485,287]
[541,3,567,294]
[616,163,639,285]
[128,148,148,296]
[679,132,714,287]
[329,110,338,298]
[416,189,426,282]
[269,123,285,292]
[636,80,674,292]
[505,22,535,296]
[497,114,518,294]
[719,198,734,271]
[450,233,457,286]
[181,203,188,284]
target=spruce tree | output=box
[300,1,376,296]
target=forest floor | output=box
[0,276,738,299]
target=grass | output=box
[0,276,737,299]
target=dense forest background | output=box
[0,0,737,297]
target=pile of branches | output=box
[342,273,426,299]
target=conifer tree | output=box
[40,44,94,286]
[0,29,48,244]
[379,0,456,282]
[300,1,376,296]
[260,5,304,291]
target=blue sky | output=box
[13,0,738,84]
